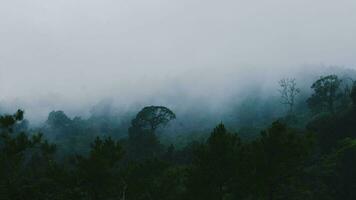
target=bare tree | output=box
[278,78,300,114]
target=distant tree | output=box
[131,106,176,134]
[46,110,72,129]
[0,109,24,131]
[350,83,356,106]
[336,77,355,109]
[127,106,176,161]
[307,75,342,113]
[278,78,300,114]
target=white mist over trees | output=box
[0,1,355,126]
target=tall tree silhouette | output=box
[128,106,176,161]
[307,75,342,113]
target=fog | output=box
[1,0,356,123]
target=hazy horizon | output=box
[1,0,356,123]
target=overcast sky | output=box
[1,0,356,121]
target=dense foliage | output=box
[1,74,356,199]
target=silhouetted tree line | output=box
[1,75,356,199]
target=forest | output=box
[1,71,356,200]
[2,0,356,198]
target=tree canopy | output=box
[131,106,176,133]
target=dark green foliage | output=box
[243,121,314,199]
[127,106,176,161]
[3,72,356,200]
[307,75,342,114]
[186,123,242,200]
[0,109,24,131]
[131,106,176,133]
[128,127,162,161]
[75,136,124,199]
[42,109,130,155]
[123,159,185,200]
[0,110,57,200]
[307,107,356,152]
[350,84,356,105]
[315,138,356,200]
